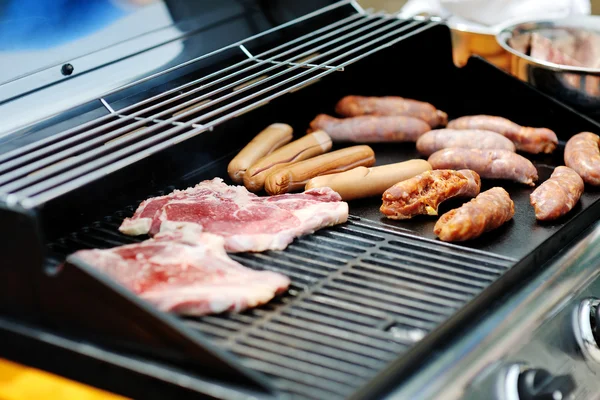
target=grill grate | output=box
[46,201,514,399]
[0,7,439,208]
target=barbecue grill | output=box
[3,1,600,399]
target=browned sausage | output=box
[244,130,332,192]
[434,187,514,242]
[427,148,538,186]
[416,129,516,156]
[227,123,293,183]
[264,146,376,195]
[530,166,584,221]
[380,169,481,220]
[447,115,558,154]
[564,132,600,185]
[335,95,448,127]
[308,114,431,143]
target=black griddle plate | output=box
[350,142,598,260]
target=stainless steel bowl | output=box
[497,16,600,113]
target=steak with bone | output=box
[119,178,349,252]
[72,227,291,315]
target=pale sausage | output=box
[427,148,538,186]
[447,115,558,154]
[530,166,584,221]
[416,129,516,156]
[308,114,431,143]
[564,131,600,185]
[335,95,448,127]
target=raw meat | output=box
[72,227,291,315]
[120,178,349,252]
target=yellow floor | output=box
[0,358,127,400]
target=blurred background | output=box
[358,0,600,13]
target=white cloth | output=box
[399,0,590,29]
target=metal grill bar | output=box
[26,19,435,207]
[0,16,438,207]
[0,8,361,171]
[0,11,368,183]
[115,13,391,119]
[46,205,514,399]
[0,12,396,195]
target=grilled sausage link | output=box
[227,123,293,183]
[380,169,481,220]
[564,132,600,185]
[264,146,375,195]
[416,129,516,156]
[434,187,514,242]
[447,115,558,154]
[427,148,538,186]
[244,130,332,192]
[530,166,584,221]
[335,95,448,127]
[308,114,431,143]
[305,159,432,201]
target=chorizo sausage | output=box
[447,115,558,154]
[264,145,375,195]
[380,169,481,220]
[416,129,516,156]
[530,166,584,221]
[308,114,431,143]
[227,123,293,183]
[434,187,514,242]
[564,131,600,185]
[427,148,538,186]
[335,95,448,127]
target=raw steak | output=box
[119,178,349,252]
[72,227,290,315]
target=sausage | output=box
[427,148,538,186]
[244,130,332,192]
[530,166,584,221]
[335,95,448,127]
[434,187,514,242]
[564,132,600,185]
[264,145,375,195]
[416,129,516,156]
[380,169,481,220]
[447,115,558,154]
[305,159,432,201]
[227,123,293,183]
[308,114,431,143]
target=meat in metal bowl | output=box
[496,16,600,113]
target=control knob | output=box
[516,368,575,400]
[573,298,600,363]
[504,364,575,400]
